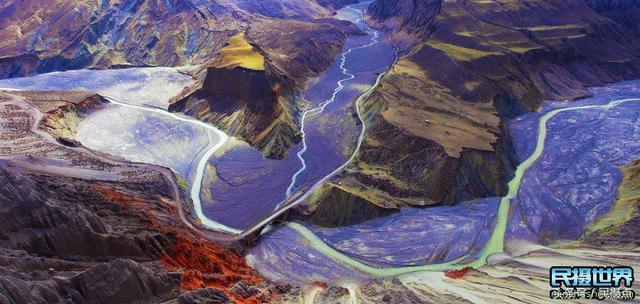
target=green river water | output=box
[285,97,640,276]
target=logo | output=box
[549,266,635,300]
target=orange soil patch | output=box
[92,185,265,303]
[161,236,263,304]
[445,267,471,279]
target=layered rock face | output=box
[345,0,640,207]
[0,90,272,303]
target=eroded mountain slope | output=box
[327,0,640,208]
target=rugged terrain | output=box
[2,0,640,303]
[0,0,354,77]
[169,19,359,158]
[0,0,360,158]
[321,0,640,208]
[0,90,278,303]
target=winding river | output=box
[0,68,239,233]
[301,98,640,274]
[284,6,381,199]
[102,97,240,233]
[0,2,397,235]
[198,2,396,230]
[248,82,640,284]
[4,0,636,288]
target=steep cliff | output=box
[344,0,640,207]
[292,183,399,227]
[27,91,109,146]
[171,67,300,159]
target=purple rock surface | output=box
[247,226,369,285]
[507,80,640,243]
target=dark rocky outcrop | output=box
[0,275,62,304]
[170,65,300,159]
[367,0,441,34]
[170,20,358,158]
[177,288,232,304]
[292,183,399,227]
[0,166,182,303]
[69,259,180,303]
[229,280,260,299]
[0,257,180,304]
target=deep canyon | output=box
[1,0,640,303]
